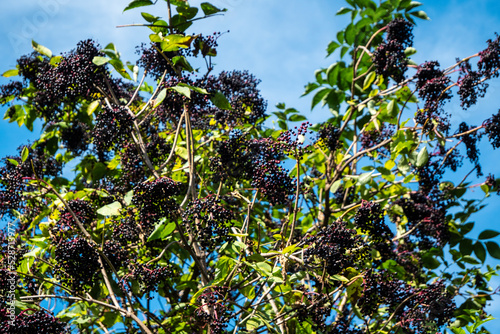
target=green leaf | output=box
[123,190,134,206]
[123,0,153,12]
[363,71,376,91]
[485,241,500,259]
[397,157,410,175]
[358,171,373,186]
[141,12,160,23]
[177,83,208,95]
[87,100,100,116]
[478,229,500,240]
[148,219,176,242]
[409,10,430,20]
[153,88,167,108]
[404,47,417,56]
[32,40,52,58]
[160,34,197,52]
[21,146,29,162]
[97,201,122,216]
[474,242,486,262]
[200,2,226,15]
[172,56,194,72]
[211,91,233,110]
[7,158,19,166]
[288,114,307,122]
[415,146,428,168]
[92,56,110,66]
[170,85,191,99]
[2,69,19,77]
[387,99,398,118]
[336,7,352,15]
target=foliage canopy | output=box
[1,0,500,333]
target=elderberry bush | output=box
[1,1,500,333]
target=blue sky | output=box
[2,0,500,328]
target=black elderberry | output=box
[183,196,234,251]
[131,263,174,294]
[54,237,100,292]
[92,104,134,161]
[478,33,500,79]
[354,201,393,241]
[484,109,500,149]
[304,220,365,275]
[318,123,341,151]
[457,60,488,109]
[0,310,69,334]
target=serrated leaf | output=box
[331,274,349,282]
[153,88,167,108]
[21,146,29,162]
[32,40,52,58]
[2,69,19,77]
[87,100,100,116]
[97,201,122,216]
[200,2,226,15]
[478,229,500,240]
[124,0,153,12]
[177,82,208,95]
[172,55,194,72]
[415,146,428,168]
[92,56,109,66]
[170,85,191,99]
[211,91,232,110]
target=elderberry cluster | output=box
[457,60,488,109]
[194,287,232,334]
[0,144,61,218]
[32,40,107,120]
[457,122,482,175]
[211,131,296,205]
[93,104,134,161]
[399,281,456,333]
[477,33,500,79]
[0,81,23,104]
[318,123,341,151]
[155,71,266,129]
[112,215,140,244]
[55,199,96,232]
[132,177,183,231]
[183,196,234,251]
[131,263,174,294]
[395,191,448,248]
[295,287,329,331]
[54,237,100,292]
[61,120,91,156]
[103,240,129,270]
[0,310,69,334]
[358,270,410,317]
[484,109,500,149]
[359,124,394,157]
[415,61,452,132]
[136,43,178,79]
[354,201,393,242]
[328,312,363,334]
[372,19,413,83]
[304,220,365,275]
